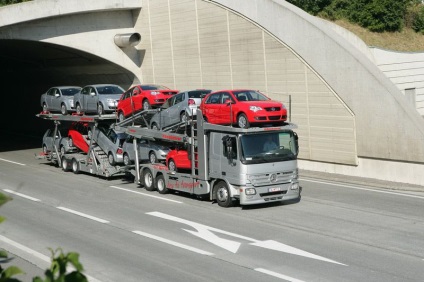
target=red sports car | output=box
[117,84,178,121]
[199,89,287,128]
[166,149,193,172]
[68,122,91,153]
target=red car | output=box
[199,89,287,128]
[117,84,179,121]
[68,122,91,153]
[166,149,194,172]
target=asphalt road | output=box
[0,147,423,282]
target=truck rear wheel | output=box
[214,181,234,208]
[156,174,168,194]
[72,158,80,174]
[61,157,69,171]
[142,169,155,191]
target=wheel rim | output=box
[61,105,66,115]
[98,104,103,115]
[60,146,65,155]
[43,104,47,112]
[144,171,153,187]
[217,186,229,203]
[62,158,67,170]
[119,113,124,122]
[150,152,156,164]
[43,145,48,153]
[181,113,187,122]
[157,178,165,192]
[123,154,129,166]
[143,101,149,110]
[76,105,81,114]
[169,160,176,171]
[108,154,114,165]
[238,115,247,128]
[72,160,78,172]
[152,124,158,130]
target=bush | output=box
[412,5,424,34]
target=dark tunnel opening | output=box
[0,40,135,152]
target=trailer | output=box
[36,112,126,178]
[124,109,301,207]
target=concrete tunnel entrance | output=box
[0,39,135,152]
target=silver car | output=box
[42,127,75,155]
[74,84,124,115]
[40,86,81,115]
[92,125,127,165]
[150,89,211,130]
[122,136,170,165]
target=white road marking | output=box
[56,207,109,224]
[0,235,102,282]
[148,211,345,265]
[3,189,41,202]
[132,230,213,256]
[0,158,26,166]
[255,268,305,282]
[109,186,183,203]
[302,178,424,199]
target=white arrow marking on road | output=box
[183,228,241,253]
[251,240,346,266]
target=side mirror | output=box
[55,93,60,97]
[90,92,96,96]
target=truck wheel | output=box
[149,151,157,164]
[61,103,68,115]
[237,113,250,129]
[72,158,80,174]
[61,157,69,171]
[156,174,168,194]
[214,181,234,208]
[142,169,155,191]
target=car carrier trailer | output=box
[36,112,125,178]
[123,109,301,207]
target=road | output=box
[0,147,423,282]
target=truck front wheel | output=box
[214,181,234,208]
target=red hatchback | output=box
[117,84,178,121]
[199,89,287,128]
[166,149,197,172]
[68,122,91,153]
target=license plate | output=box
[268,187,281,192]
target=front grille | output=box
[268,115,281,120]
[265,107,281,111]
[260,190,287,197]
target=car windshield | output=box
[142,85,170,90]
[233,90,270,102]
[240,132,297,164]
[62,88,80,96]
[188,90,212,98]
[96,85,124,94]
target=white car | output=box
[150,89,211,130]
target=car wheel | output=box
[142,99,151,110]
[61,157,69,171]
[149,151,157,164]
[72,158,80,174]
[214,181,234,208]
[142,169,155,191]
[108,152,116,166]
[237,113,250,129]
[123,153,131,166]
[151,123,159,130]
[76,104,82,115]
[97,104,104,115]
[42,144,48,154]
[156,174,168,194]
[87,129,92,140]
[61,104,68,115]
[68,137,73,148]
[168,159,176,172]
[42,103,48,112]
[180,112,188,123]
[60,145,66,155]
[118,112,125,122]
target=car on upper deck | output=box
[74,84,124,115]
[40,86,81,115]
[116,84,178,121]
[149,89,212,130]
[199,89,287,128]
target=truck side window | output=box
[222,135,237,158]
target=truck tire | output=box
[214,181,234,208]
[156,174,168,194]
[61,157,69,171]
[72,158,80,174]
[142,169,155,191]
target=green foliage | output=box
[286,0,332,15]
[33,248,88,282]
[412,5,424,34]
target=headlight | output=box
[151,91,160,95]
[245,188,256,195]
[291,182,299,190]
[249,106,263,112]
[69,100,74,106]
[106,99,114,103]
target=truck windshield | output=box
[240,132,297,164]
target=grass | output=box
[333,19,424,52]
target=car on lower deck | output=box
[40,86,81,115]
[150,89,212,130]
[92,125,127,165]
[199,89,287,128]
[121,136,170,166]
[42,127,75,155]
